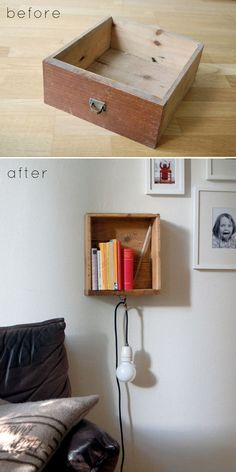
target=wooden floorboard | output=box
[0,0,236,156]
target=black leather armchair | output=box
[0,318,119,471]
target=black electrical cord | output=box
[124,304,129,346]
[114,299,129,472]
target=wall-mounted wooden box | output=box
[43,17,203,148]
[84,213,161,296]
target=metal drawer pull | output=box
[89,98,106,114]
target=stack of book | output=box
[91,239,134,291]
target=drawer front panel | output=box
[43,61,163,148]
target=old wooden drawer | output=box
[43,17,203,148]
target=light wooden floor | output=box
[0,0,236,157]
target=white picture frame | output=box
[206,159,236,181]
[146,159,185,195]
[193,187,236,270]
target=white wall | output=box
[0,158,235,472]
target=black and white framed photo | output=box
[193,188,236,269]
[206,159,236,181]
[146,159,185,195]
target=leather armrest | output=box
[43,419,120,472]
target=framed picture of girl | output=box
[193,188,236,269]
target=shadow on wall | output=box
[125,426,236,472]
[130,307,157,388]
[145,220,191,308]
[160,220,191,307]
[66,333,118,436]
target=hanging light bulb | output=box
[116,345,136,382]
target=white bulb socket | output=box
[116,345,136,383]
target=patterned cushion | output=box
[0,395,99,471]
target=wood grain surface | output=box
[43,60,163,148]
[44,17,202,147]
[84,213,161,295]
[0,0,236,156]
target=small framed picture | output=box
[146,159,185,195]
[206,159,236,181]
[193,187,236,270]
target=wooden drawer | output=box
[84,213,161,296]
[43,17,203,148]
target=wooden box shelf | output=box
[43,17,203,148]
[84,213,161,296]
